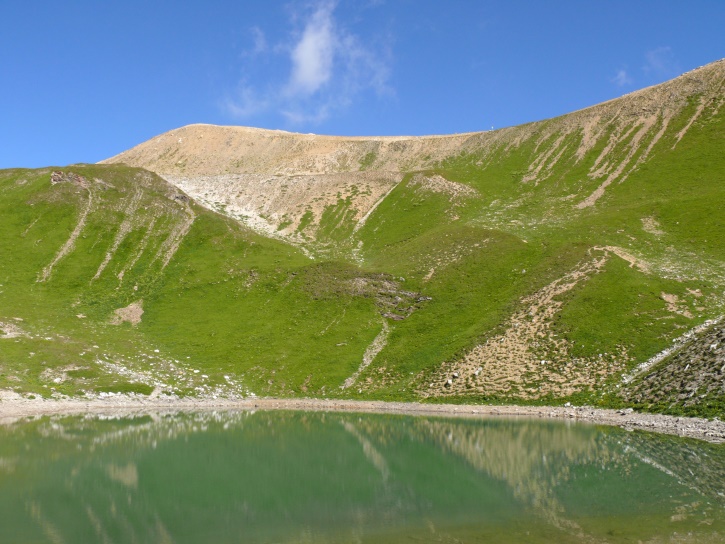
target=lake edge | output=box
[1,392,724,443]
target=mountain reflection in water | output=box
[0,410,724,543]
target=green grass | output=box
[358,151,377,171]
[552,257,697,362]
[1,79,724,415]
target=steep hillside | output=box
[103,60,725,253]
[0,165,411,399]
[622,318,725,417]
[2,60,724,415]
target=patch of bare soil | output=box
[111,300,144,326]
[39,365,87,385]
[595,245,651,274]
[167,171,400,240]
[409,173,478,200]
[101,124,479,177]
[0,320,26,339]
[641,216,665,235]
[420,249,632,399]
[661,292,694,318]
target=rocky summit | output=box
[1,59,724,416]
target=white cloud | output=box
[338,31,391,96]
[281,103,332,125]
[239,27,268,60]
[643,46,678,76]
[250,26,267,56]
[286,2,336,96]
[222,84,269,118]
[224,0,392,126]
[611,68,632,87]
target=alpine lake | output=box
[1,409,724,543]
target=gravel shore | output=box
[1,391,723,443]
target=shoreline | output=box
[1,393,724,443]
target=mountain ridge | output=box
[101,59,725,246]
[103,58,725,153]
[1,60,723,415]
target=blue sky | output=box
[1,0,723,168]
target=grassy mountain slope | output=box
[0,166,402,399]
[2,60,724,414]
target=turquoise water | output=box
[0,410,724,543]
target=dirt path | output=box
[1,393,723,443]
[341,320,390,389]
